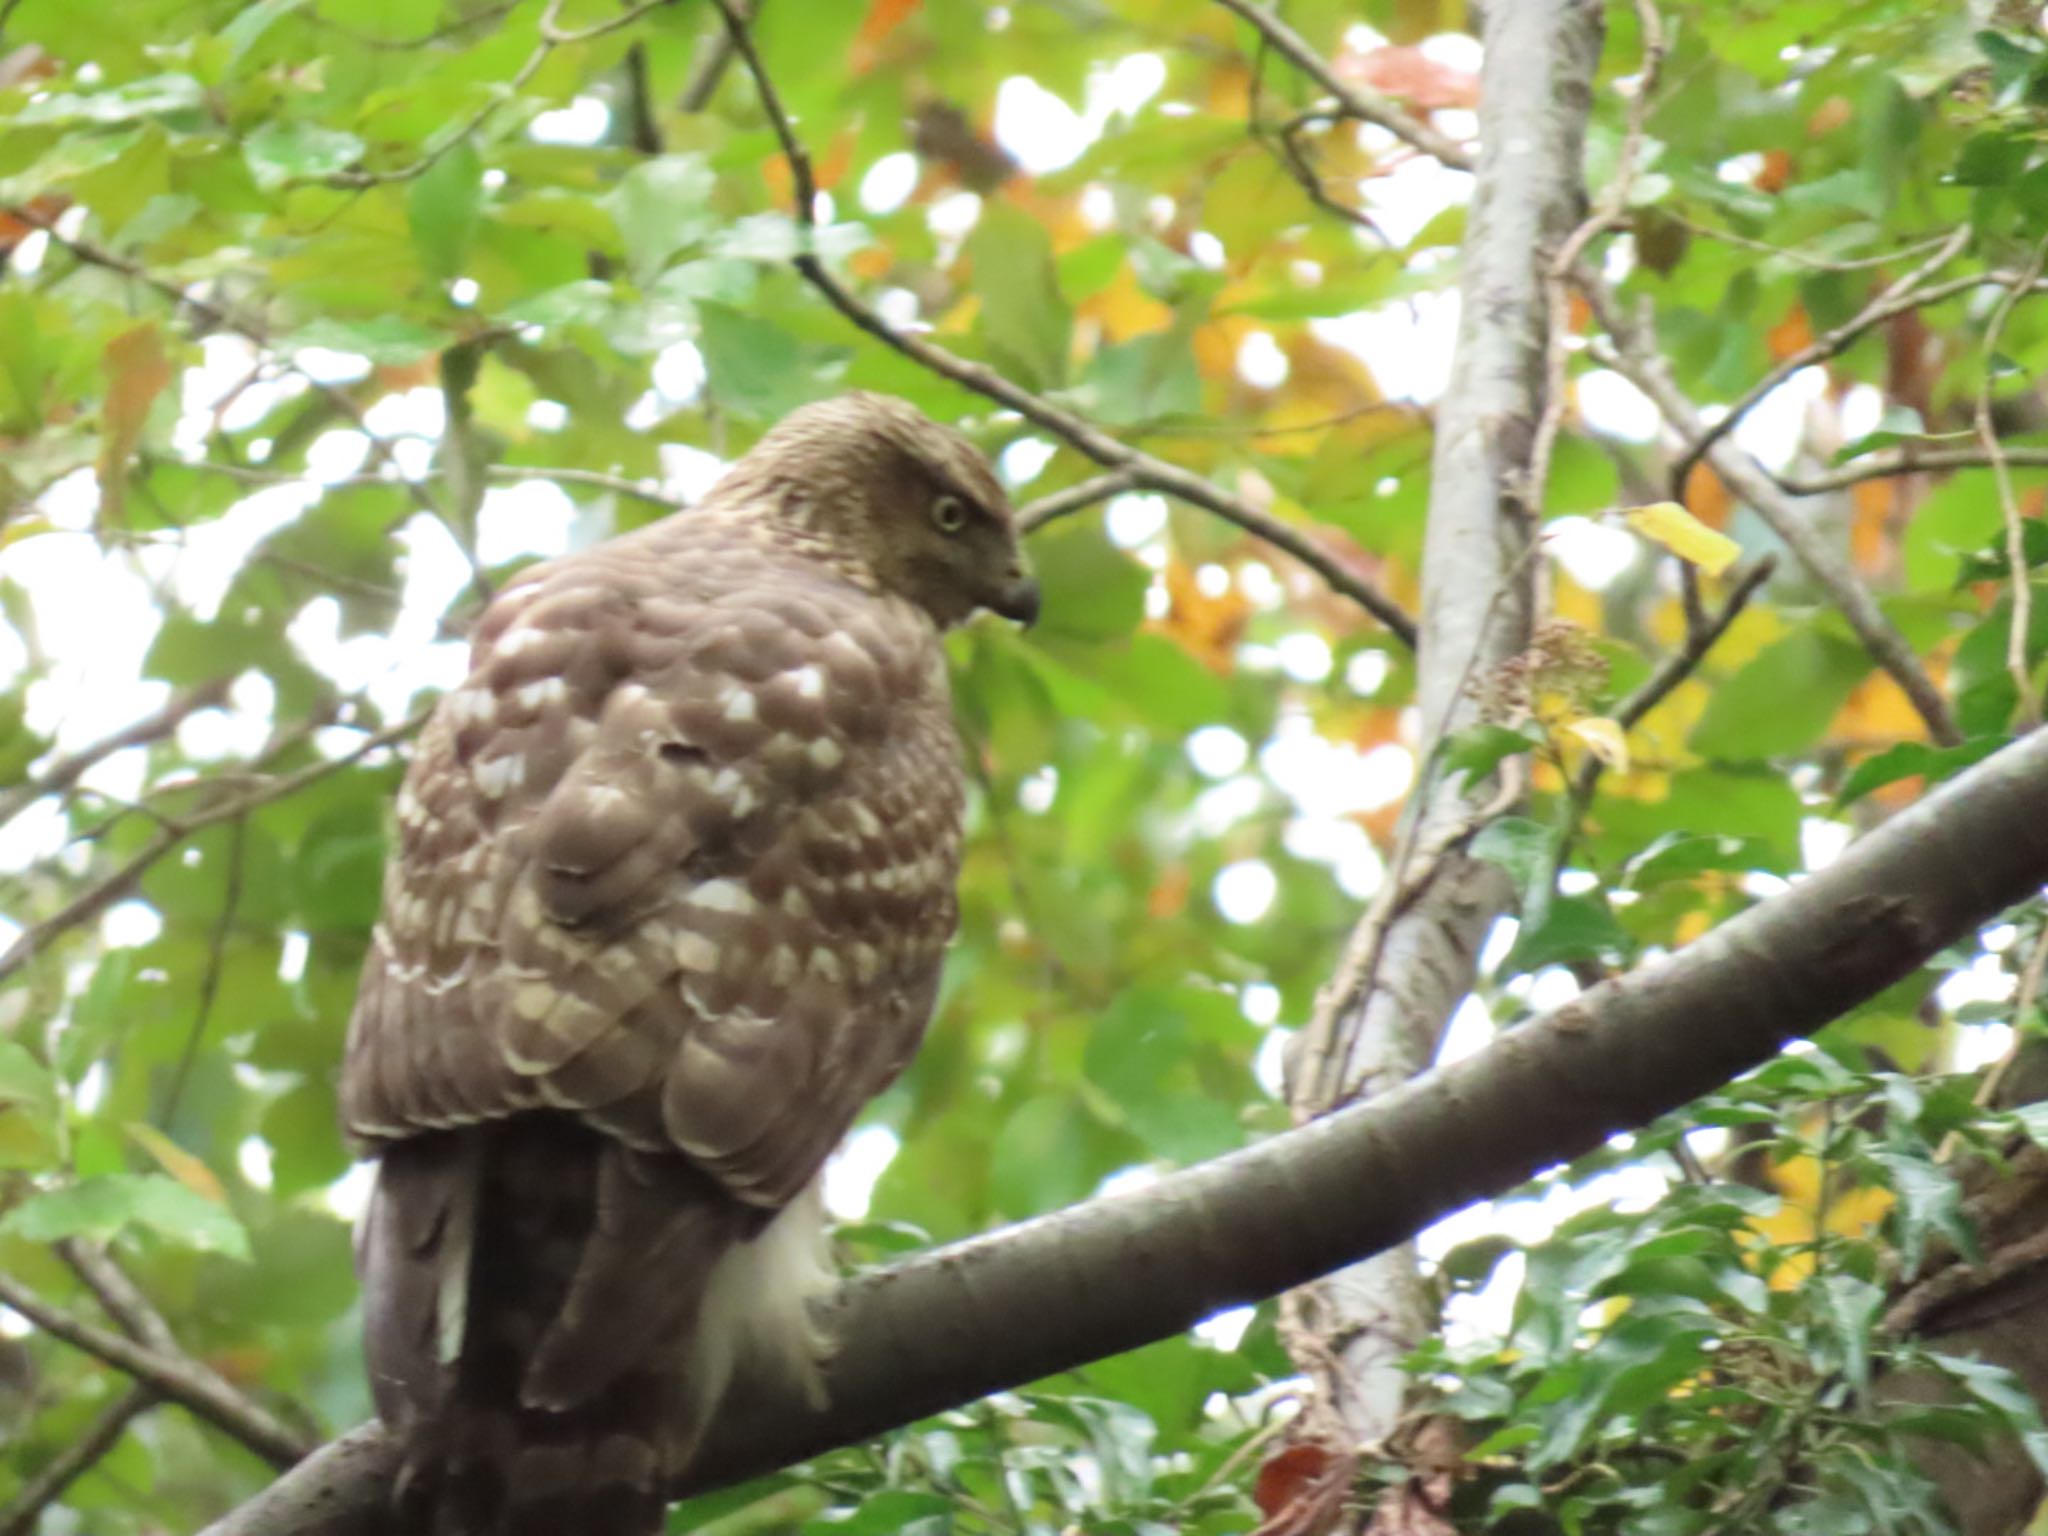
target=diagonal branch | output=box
[0,1272,308,1468]
[0,710,424,986]
[706,0,1417,648]
[0,678,231,829]
[1577,268,1961,746]
[0,1383,158,1536]
[1211,0,1475,171]
[204,722,2048,1536]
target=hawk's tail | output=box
[359,1116,753,1536]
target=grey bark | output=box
[201,725,2048,1536]
[1296,0,1604,1441]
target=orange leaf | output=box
[1807,95,1853,137]
[1682,461,1731,530]
[849,0,920,72]
[1754,148,1793,194]
[127,1122,226,1205]
[1256,1442,1334,1519]
[1765,305,1813,361]
[98,322,173,525]
[1336,44,1478,110]
[1154,558,1250,672]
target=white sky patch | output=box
[1938,950,2015,1014]
[1358,150,1466,248]
[1193,1304,1255,1351]
[173,483,318,617]
[1106,493,1168,548]
[278,930,310,984]
[1548,515,1639,591]
[860,151,919,215]
[824,1123,900,1221]
[659,443,729,504]
[1237,331,1289,388]
[1191,774,1264,837]
[1577,368,1660,442]
[999,437,1056,487]
[927,191,982,243]
[527,399,569,432]
[1955,1021,2015,1073]
[653,339,707,403]
[101,900,162,948]
[1018,765,1058,813]
[1717,152,1766,185]
[1214,859,1278,924]
[0,798,66,872]
[450,278,479,307]
[1730,365,1828,470]
[1436,994,1496,1066]
[1800,817,1852,872]
[1186,724,1250,778]
[1345,649,1390,696]
[1240,981,1281,1026]
[1096,1163,1160,1199]
[530,95,610,146]
[477,480,578,566]
[1314,293,1461,403]
[1838,382,1886,442]
[238,1135,274,1190]
[325,1159,377,1223]
[993,53,1166,175]
[1276,632,1333,683]
[291,346,371,385]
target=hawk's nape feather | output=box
[341,394,1035,1536]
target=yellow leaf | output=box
[1622,500,1741,576]
[1562,715,1629,771]
[127,1122,226,1205]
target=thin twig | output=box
[708,0,1418,646]
[1671,218,1958,274]
[679,0,754,110]
[1666,226,1972,499]
[0,679,231,828]
[54,1240,180,1354]
[1210,0,1474,171]
[1577,268,1961,746]
[1974,236,2048,728]
[539,0,676,44]
[157,816,246,1130]
[0,1274,308,1468]
[1776,445,2048,495]
[1565,556,1777,825]
[1017,471,1139,532]
[487,462,689,505]
[0,712,424,985]
[0,1383,158,1536]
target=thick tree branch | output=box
[706,0,1417,648]
[0,1273,308,1468]
[202,654,2048,1536]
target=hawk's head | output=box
[724,392,1039,630]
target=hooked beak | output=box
[990,568,1041,627]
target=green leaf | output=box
[17,75,204,127]
[280,316,448,365]
[407,141,483,282]
[1690,628,1871,761]
[695,303,843,421]
[965,202,1073,389]
[2,1174,250,1259]
[1836,738,2004,807]
[0,1042,55,1116]
[221,0,311,70]
[605,154,717,285]
[243,120,363,190]
[1441,722,1542,790]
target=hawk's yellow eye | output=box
[930,494,968,534]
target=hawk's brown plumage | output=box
[341,393,1037,1536]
